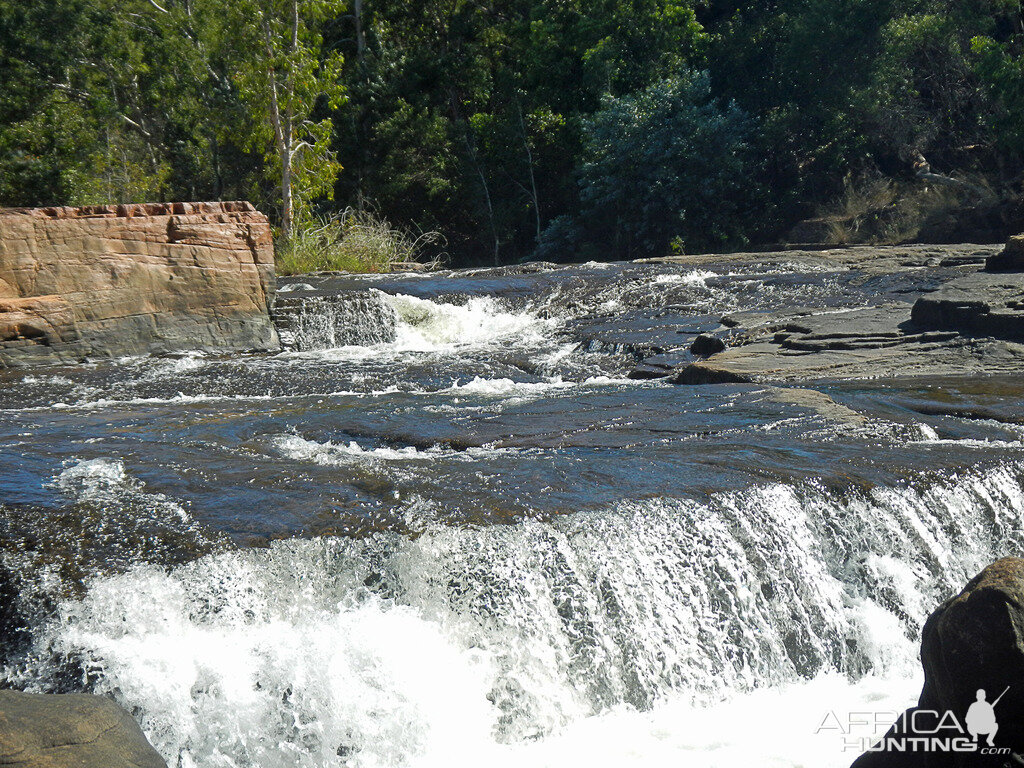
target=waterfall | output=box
[273,290,400,350]
[7,463,1023,768]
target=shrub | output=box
[538,70,755,261]
[276,208,446,275]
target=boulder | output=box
[690,333,726,357]
[985,235,1024,273]
[0,691,166,767]
[0,202,280,366]
[852,558,1024,768]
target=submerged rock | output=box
[852,558,1024,768]
[0,691,166,767]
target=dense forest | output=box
[3,0,1024,266]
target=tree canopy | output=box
[2,0,1022,263]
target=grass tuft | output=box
[276,208,446,276]
[818,172,991,246]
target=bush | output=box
[276,208,446,275]
[817,172,992,246]
[538,70,755,261]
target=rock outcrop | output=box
[911,273,1024,341]
[671,302,1024,384]
[0,691,166,767]
[649,243,1024,385]
[0,202,279,366]
[910,235,1024,342]
[853,558,1024,768]
[985,234,1024,272]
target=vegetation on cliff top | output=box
[2,0,1024,269]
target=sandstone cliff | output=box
[0,202,279,366]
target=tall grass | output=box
[819,173,991,246]
[276,208,446,275]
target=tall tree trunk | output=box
[280,0,299,240]
[516,100,541,244]
[262,17,290,239]
[466,135,499,265]
[353,0,366,65]
[451,92,500,265]
[353,0,368,206]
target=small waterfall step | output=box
[272,289,399,350]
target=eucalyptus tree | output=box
[226,0,346,240]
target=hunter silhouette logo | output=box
[816,685,1013,755]
[966,687,1008,747]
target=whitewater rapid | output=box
[8,464,1024,768]
[4,259,1024,768]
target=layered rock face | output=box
[0,202,279,366]
[654,243,1024,385]
[911,237,1024,341]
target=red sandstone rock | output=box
[0,202,279,365]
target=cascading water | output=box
[2,256,1023,768]
[7,467,1024,767]
[273,290,400,350]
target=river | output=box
[2,256,1023,767]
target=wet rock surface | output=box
[657,243,1024,385]
[272,289,398,350]
[852,558,1024,768]
[0,691,167,768]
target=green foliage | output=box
[866,12,987,157]
[227,0,346,236]
[275,208,445,274]
[972,35,1024,157]
[3,0,1024,264]
[540,71,753,259]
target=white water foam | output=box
[52,457,193,523]
[386,294,552,351]
[653,269,717,286]
[280,292,555,360]
[13,466,1024,768]
[438,374,628,399]
[272,434,518,464]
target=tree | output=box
[229,0,346,240]
[540,70,753,260]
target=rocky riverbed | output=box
[652,243,1024,386]
[3,227,1024,768]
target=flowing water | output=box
[2,257,1024,767]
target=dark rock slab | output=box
[852,558,1024,768]
[0,691,167,768]
[627,350,693,380]
[912,273,1024,341]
